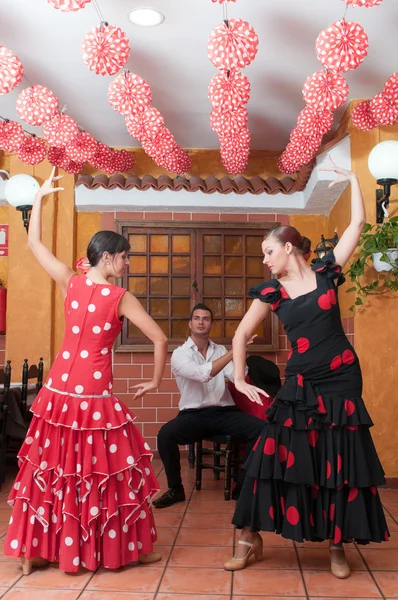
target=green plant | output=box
[345,216,398,311]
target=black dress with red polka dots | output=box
[232,252,389,545]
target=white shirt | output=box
[171,337,236,411]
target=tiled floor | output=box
[0,460,397,599]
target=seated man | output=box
[153,303,265,509]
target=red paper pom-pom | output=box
[316,19,368,73]
[17,136,47,165]
[352,100,379,130]
[303,70,349,111]
[219,127,251,153]
[211,0,236,3]
[342,0,383,7]
[16,85,59,126]
[297,107,333,137]
[88,142,113,171]
[48,145,68,167]
[81,24,130,76]
[43,114,79,146]
[288,129,322,163]
[369,93,398,126]
[158,147,192,175]
[65,131,97,162]
[62,159,85,174]
[48,0,91,10]
[210,107,248,136]
[383,73,398,101]
[141,127,176,159]
[208,19,259,70]
[108,72,152,115]
[208,70,251,111]
[0,46,23,95]
[125,106,164,141]
[109,149,135,173]
[278,151,301,175]
[0,120,24,152]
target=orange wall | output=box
[0,205,9,287]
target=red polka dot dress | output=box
[232,252,389,545]
[4,275,160,571]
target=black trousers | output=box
[157,405,265,489]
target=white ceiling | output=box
[0,0,396,151]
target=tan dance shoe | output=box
[21,556,50,576]
[329,546,351,579]
[224,533,263,571]
[138,552,162,564]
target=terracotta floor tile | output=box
[295,539,330,548]
[233,597,305,600]
[158,595,229,600]
[303,570,382,597]
[372,571,398,597]
[79,592,154,600]
[87,565,163,593]
[175,527,234,547]
[182,512,233,529]
[248,547,299,570]
[0,539,17,560]
[169,546,232,568]
[158,566,232,595]
[191,490,233,502]
[386,516,398,532]
[148,545,172,567]
[361,548,398,570]
[233,568,305,596]
[153,512,183,528]
[383,502,398,514]
[188,501,235,514]
[152,501,187,514]
[2,590,81,600]
[299,548,366,571]
[153,527,178,546]
[0,561,24,586]
[259,532,294,547]
[367,532,398,549]
[16,564,92,590]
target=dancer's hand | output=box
[319,156,357,188]
[37,166,64,198]
[246,334,257,347]
[234,380,268,405]
[129,379,159,399]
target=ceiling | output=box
[0,0,396,151]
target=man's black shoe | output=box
[153,487,185,509]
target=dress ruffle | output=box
[311,250,346,286]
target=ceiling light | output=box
[128,7,165,27]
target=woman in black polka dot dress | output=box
[5,169,168,574]
[224,159,389,578]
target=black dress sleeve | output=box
[311,250,345,287]
[249,280,282,309]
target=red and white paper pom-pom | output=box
[352,100,379,130]
[88,142,113,170]
[303,70,349,111]
[48,0,91,10]
[383,73,398,101]
[158,147,191,175]
[208,18,259,70]
[141,127,176,159]
[297,106,333,137]
[17,136,47,165]
[65,131,97,162]
[316,19,368,73]
[62,159,85,174]
[48,145,67,167]
[108,72,152,115]
[210,107,248,136]
[208,70,251,111]
[219,127,251,153]
[0,46,23,95]
[277,150,302,175]
[369,93,398,126]
[342,0,383,6]
[125,106,164,140]
[289,129,322,163]
[211,0,236,3]
[16,85,59,126]
[0,120,24,152]
[43,113,79,146]
[109,149,135,172]
[220,142,250,175]
[81,24,130,76]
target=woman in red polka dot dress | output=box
[224,159,389,578]
[4,169,168,575]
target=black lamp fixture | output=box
[313,231,339,260]
[4,174,40,233]
[368,140,398,224]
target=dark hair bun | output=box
[300,236,311,255]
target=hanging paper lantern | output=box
[125,106,164,140]
[17,136,47,165]
[211,0,236,3]
[277,151,302,175]
[108,72,152,115]
[303,70,349,111]
[210,107,248,136]
[383,73,398,101]
[43,113,79,146]
[110,149,135,172]
[219,127,251,153]
[369,93,398,126]
[342,0,383,7]
[62,159,85,174]
[48,145,67,167]
[0,46,23,95]
[118,149,135,171]
[208,70,251,111]
[81,24,130,76]
[351,100,379,131]
[0,120,24,152]
[316,19,368,73]
[288,129,321,164]
[16,85,59,126]
[48,0,92,11]
[220,143,249,175]
[88,142,113,171]
[297,106,333,137]
[65,131,97,162]
[208,18,259,70]
[141,127,176,159]
[159,148,191,175]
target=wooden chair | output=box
[195,434,243,501]
[0,360,11,485]
[21,357,44,422]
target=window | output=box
[116,221,278,352]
